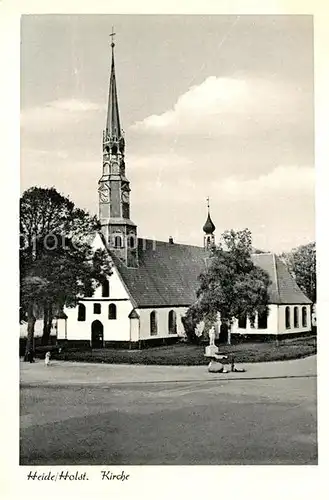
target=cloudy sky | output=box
[20,14,314,252]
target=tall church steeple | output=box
[106,35,121,140]
[203,197,216,249]
[99,32,138,267]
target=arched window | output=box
[285,306,291,329]
[302,306,307,327]
[294,306,299,328]
[238,314,247,329]
[114,235,122,248]
[77,303,86,322]
[128,235,136,248]
[108,303,117,320]
[102,280,109,297]
[168,310,177,334]
[93,303,101,314]
[258,310,268,329]
[150,311,158,336]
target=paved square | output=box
[20,359,317,465]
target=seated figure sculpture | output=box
[208,358,228,373]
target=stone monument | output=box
[205,326,219,358]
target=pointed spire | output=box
[106,29,121,139]
[203,197,216,234]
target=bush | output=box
[53,339,316,366]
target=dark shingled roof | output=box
[110,239,311,308]
[252,253,312,305]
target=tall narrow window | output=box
[302,307,307,327]
[128,235,136,248]
[77,303,86,322]
[108,303,117,320]
[93,303,101,314]
[238,314,247,329]
[285,306,291,329]
[102,280,109,297]
[294,306,299,328]
[168,310,177,334]
[258,310,268,329]
[150,311,158,336]
[114,235,122,248]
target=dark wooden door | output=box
[219,322,228,344]
[91,320,104,348]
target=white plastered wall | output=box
[228,304,311,336]
[20,319,43,338]
[137,307,188,340]
[57,319,67,339]
[230,305,279,335]
[278,304,311,335]
[20,319,57,338]
[58,265,134,343]
[130,317,140,342]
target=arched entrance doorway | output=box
[91,320,104,348]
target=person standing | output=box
[27,349,35,363]
[45,351,51,367]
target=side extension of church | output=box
[57,38,312,348]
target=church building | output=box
[57,38,312,348]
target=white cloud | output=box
[21,99,104,132]
[127,153,192,193]
[130,159,314,207]
[132,76,307,137]
[219,165,314,201]
[127,152,192,170]
[46,99,102,112]
[22,148,69,160]
[20,146,314,254]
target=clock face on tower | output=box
[99,184,110,203]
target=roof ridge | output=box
[251,251,273,256]
[137,238,204,249]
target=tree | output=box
[20,187,100,246]
[20,276,48,359]
[20,187,111,357]
[281,242,316,303]
[184,229,271,343]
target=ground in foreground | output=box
[20,374,317,465]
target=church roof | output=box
[252,253,312,305]
[110,239,311,308]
